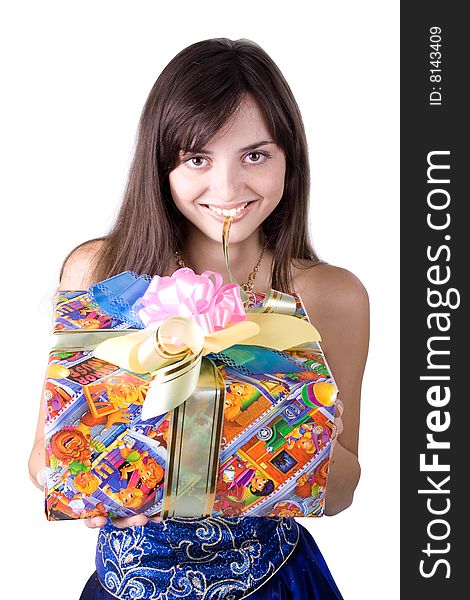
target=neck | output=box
[179,223,274,291]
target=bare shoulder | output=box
[292,262,369,353]
[59,238,107,291]
[294,262,368,313]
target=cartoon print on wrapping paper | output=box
[46,366,152,457]
[213,341,333,456]
[214,389,333,516]
[46,427,109,518]
[46,490,108,520]
[83,373,150,430]
[294,457,329,499]
[285,349,331,379]
[74,470,102,495]
[43,379,74,419]
[221,377,290,448]
[50,427,92,477]
[44,283,337,519]
[223,379,288,421]
[47,424,167,517]
[284,422,330,455]
[260,404,332,454]
[266,463,328,518]
[55,294,114,330]
[44,346,167,519]
[215,450,293,514]
[224,381,257,421]
[148,414,170,449]
[43,358,84,420]
[102,484,146,509]
[116,444,164,490]
[69,310,111,330]
[246,457,330,518]
[214,460,276,516]
[107,482,158,512]
[268,500,305,517]
[43,352,151,430]
[215,349,294,450]
[48,427,105,493]
[88,438,165,513]
[278,457,330,517]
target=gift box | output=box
[43,270,338,520]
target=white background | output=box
[0,1,399,598]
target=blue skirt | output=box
[80,523,343,600]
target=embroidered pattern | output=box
[96,516,300,599]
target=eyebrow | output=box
[180,140,275,155]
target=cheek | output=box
[169,169,205,205]
[255,160,286,201]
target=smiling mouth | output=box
[201,200,257,217]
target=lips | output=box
[204,200,254,209]
[200,200,258,221]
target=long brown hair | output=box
[61,38,322,292]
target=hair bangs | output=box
[163,87,246,171]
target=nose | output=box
[208,160,244,203]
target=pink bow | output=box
[137,268,246,336]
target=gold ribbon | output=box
[162,358,226,517]
[90,215,320,422]
[50,273,320,424]
[91,310,320,421]
[50,216,322,516]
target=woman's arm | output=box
[296,264,370,515]
[29,393,47,489]
[29,239,150,529]
[28,240,105,489]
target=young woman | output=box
[29,38,369,599]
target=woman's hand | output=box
[331,397,345,449]
[29,438,46,490]
[324,396,361,515]
[85,515,147,529]
[35,463,160,529]
[85,514,164,529]
[34,462,162,529]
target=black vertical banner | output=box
[401,3,467,597]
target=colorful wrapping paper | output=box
[43,272,338,520]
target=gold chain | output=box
[175,237,267,293]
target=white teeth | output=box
[207,203,248,216]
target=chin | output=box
[210,224,257,244]
[188,217,258,244]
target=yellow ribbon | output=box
[93,312,320,421]
[92,215,321,422]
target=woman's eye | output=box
[244,151,269,164]
[182,151,270,169]
[184,156,208,168]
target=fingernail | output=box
[36,470,45,486]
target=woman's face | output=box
[169,95,286,244]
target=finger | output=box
[36,469,45,488]
[85,516,107,529]
[336,398,344,415]
[149,516,163,524]
[330,423,338,446]
[335,419,344,436]
[111,514,148,529]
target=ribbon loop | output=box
[92,309,320,420]
[89,216,320,421]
